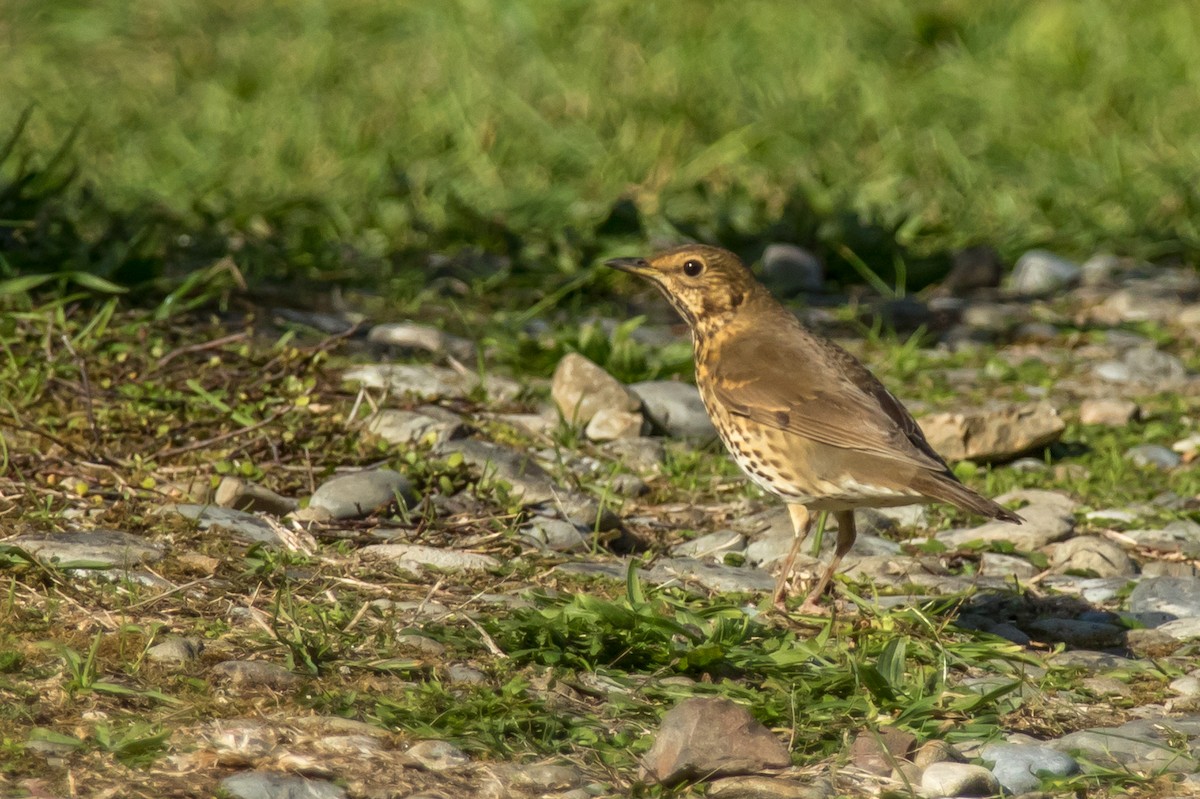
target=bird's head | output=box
[604,245,761,335]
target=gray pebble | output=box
[406,739,470,771]
[6,529,165,568]
[220,771,345,799]
[147,637,204,664]
[760,243,824,296]
[1125,444,1183,470]
[921,761,1001,797]
[1128,577,1200,624]
[629,380,717,440]
[308,469,416,519]
[671,530,747,560]
[1008,250,1081,295]
[520,516,591,553]
[981,743,1079,794]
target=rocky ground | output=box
[3,247,1200,798]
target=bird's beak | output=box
[603,256,652,275]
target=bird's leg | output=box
[772,503,812,611]
[799,510,857,614]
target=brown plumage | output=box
[606,244,1021,613]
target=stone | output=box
[1007,250,1081,295]
[598,437,666,473]
[1157,617,1200,642]
[1050,536,1138,577]
[1122,520,1200,557]
[1125,444,1182,470]
[918,402,1064,462]
[1094,347,1188,387]
[343,363,520,401]
[5,530,164,568]
[629,380,718,440]
[366,408,465,447]
[672,530,747,560]
[1079,398,1139,426]
[211,660,301,690]
[551,353,641,426]
[760,243,824,296]
[446,664,486,684]
[584,407,646,441]
[520,516,591,553]
[641,697,791,785]
[489,762,585,792]
[645,558,776,594]
[1048,716,1200,772]
[980,743,1079,795]
[707,775,831,799]
[1080,252,1124,285]
[913,740,964,769]
[405,740,470,771]
[978,552,1040,581]
[170,504,289,546]
[308,469,416,519]
[359,543,499,572]
[1171,676,1200,697]
[1128,577,1200,623]
[935,490,1075,551]
[366,322,475,360]
[920,762,1000,797]
[147,637,204,663]
[220,771,345,799]
[848,726,916,776]
[214,477,299,516]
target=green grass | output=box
[3,1,1200,291]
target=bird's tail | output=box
[911,472,1023,524]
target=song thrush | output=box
[606,245,1021,613]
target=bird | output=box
[605,244,1021,614]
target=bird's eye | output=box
[682,259,704,277]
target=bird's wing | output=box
[710,330,951,472]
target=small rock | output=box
[366,322,475,360]
[598,437,666,473]
[214,477,299,516]
[1050,536,1138,577]
[1080,252,1124,285]
[405,740,470,771]
[1125,444,1182,470]
[1171,676,1200,697]
[641,697,791,785]
[1128,577,1200,623]
[707,775,830,799]
[1047,650,1137,672]
[918,402,1064,462]
[359,543,499,572]
[672,530,747,560]
[979,552,1040,581]
[520,516,591,553]
[366,408,465,447]
[1095,347,1188,386]
[1048,717,1200,772]
[490,762,584,792]
[344,363,520,401]
[981,743,1079,795]
[1007,250,1081,295]
[921,762,1001,797]
[1079,398,1140,426]
[308,469,416,519]
[446,664,487,684]
[551,353,641,426]
[220,771,345,799]
[936,489,1075,550]
[1157,617,1200,642]
[6,530,164,568]
[848,726,916,776]
[760,243,824,296]
[645,558,776,594]
[630,381,717,440]
[1125,628,1181,658]
[147,637,204,663]
[913,739,964,769]
[585,407,646,441]
[1123,520,1200,557]
[170,504,289,546]
[211,660,301,690]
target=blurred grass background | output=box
[3,0,1200,291]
